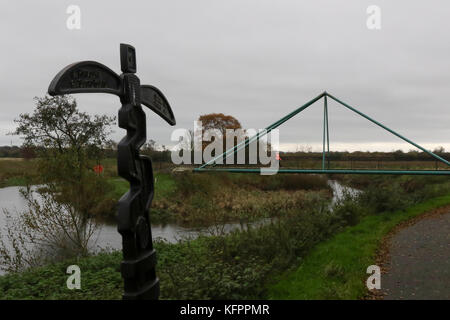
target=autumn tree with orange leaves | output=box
[198,113,244,163]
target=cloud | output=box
[0,0,448,152]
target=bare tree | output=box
[0,186,98,273]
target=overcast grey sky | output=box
[0,0,449,152]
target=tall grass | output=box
[160,172,331,226]
[0,159,39,187]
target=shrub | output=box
[356,181,410,214]
[280,174,329,191]
[332,191,367,226]
[173,172,230,197]
[158,194,341,299]
[0,251,122,300]
[0,185,99,273]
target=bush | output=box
[158,193,347,299]
[0,251,122,300]
[332,191,367,226]
[279,174,329,191]
[402,176,450,202]
[358,182,410,214]
[0,191,338,300]
[173,172,229,197]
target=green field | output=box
[1,157,448,188]
[0,158,39,187]
[108,173,176,201]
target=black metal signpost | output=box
[48,44,175,299]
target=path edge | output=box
[366,203,450,300]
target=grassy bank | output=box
[1,175,449,300]
[0,185,334,300]
[108,172,331,226]
[1,194,449,300]
[0,158,332,226]
[267,194,450,299]
[1,162,449,300]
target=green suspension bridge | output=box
[194,91,450,175]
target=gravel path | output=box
[381,211,450,300]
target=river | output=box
[0,180,358,275]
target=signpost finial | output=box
[120,43,137,74]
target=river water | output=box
[0,180,358,274]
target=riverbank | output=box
[0,172,334,278]
[65,171,333,225]
[267,194,450,299]
[1,175,449,300]
[0,157,334,226]
[0,180,352,299]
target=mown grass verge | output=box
[267,194,450,300]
